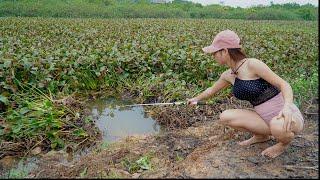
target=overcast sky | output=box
[188,0,318,7]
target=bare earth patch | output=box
[2,97,318,178]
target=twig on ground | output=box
[284,165,318,170]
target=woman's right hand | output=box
[187,97,199,106]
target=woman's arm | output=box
[188,71,231,103]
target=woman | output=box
[187,29,304,158]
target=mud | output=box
[1,96,318,178]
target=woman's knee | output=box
[219,109,234,125]
[270,117,294,143]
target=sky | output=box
[188,0,319,7]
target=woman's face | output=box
[212,49,228,65]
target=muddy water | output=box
[88,97,163,143]
[0,97,164,178]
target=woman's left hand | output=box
[275,103,294,132]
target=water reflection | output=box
[87,97,162,142]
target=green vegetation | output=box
[121,154,152,173]
[0,0,318,20]
[0,17,318,158]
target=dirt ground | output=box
[1,97,318,178]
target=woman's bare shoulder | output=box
[247,58,273,71]
[247,58,265,66]
[221,69,234,83]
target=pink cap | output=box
[202,29,241,54]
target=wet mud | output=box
[1,95,318,178]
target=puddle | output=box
[88,97,163,143]
[1,97,164,178]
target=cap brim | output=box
[202,45,220,54]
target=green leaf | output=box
[80,167,87,177]
[73,128,88,137]
[44,100,53,108]
[84,117,92,124]
[136,156,151,170]
[12,125,22,134]
[0,95,9,105]
[3,59,12,68]
[51,142,57,149]
[51,138,64,149]
[19,107,30,115]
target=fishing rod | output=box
[122,101,208,107]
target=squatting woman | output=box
[187,30,304,158]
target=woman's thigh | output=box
[270,111,304,134]
[219,109,271,135]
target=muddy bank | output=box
[1,95,318,178]
[26,116,318,178]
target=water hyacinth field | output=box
[0,17,318,161]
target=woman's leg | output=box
[219,109,271,146]
[261,114,304,158]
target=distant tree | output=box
[297,8,315,20]
[282,2,301,9]
[172,0,189,4]
[137,0,150,4]
[151,0,170,4]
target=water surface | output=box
[88,97,162,142]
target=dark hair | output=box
[227,48,247,62]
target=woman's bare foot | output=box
[261,142,288,158]
[238,135,270,146]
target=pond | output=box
[87,97,163,143]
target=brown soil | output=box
[1,96,318,178]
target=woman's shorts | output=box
[254,92,304,126]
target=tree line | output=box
[0,0,318,20]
